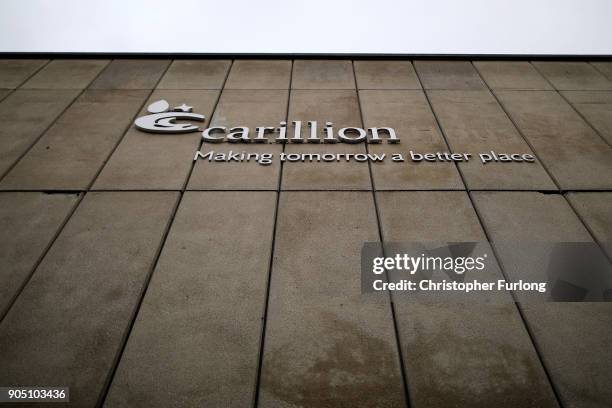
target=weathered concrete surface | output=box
[414,61,485,90]
[472,191,612,408]
[359,90,463,190]
[93,90,219,190]
[532,62,612,90]
[473,61,553,90]
[225,60,291,89]
[377,191,558,408]
[282,90,371,190]
[354,61,421,89]
[0,89,79,177]
[90,60,170,89]
[104,191,276,407]
[591,62,612,81]
[157,60,231,89]
[0,58,610,408]
[0,192,78,317]
[496,90,612,189]
[1,90,148,190]
[187,89,287,190]
[0,59,48,88]
[0,192,178,408]
[259,191,406,408]
[292,60,355,89]
[22,59,109,89]
[567,192,612,258]
[427,90,556,190]
[562,91,612,145]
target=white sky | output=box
[1,0,610,54]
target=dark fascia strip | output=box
[0,53,612,61]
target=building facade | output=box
[0,58,612,407]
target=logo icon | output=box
[134,99,205,134]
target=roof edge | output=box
[0,52,611,61]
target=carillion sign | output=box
[134,99,538,166]
[134,100,399,144]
